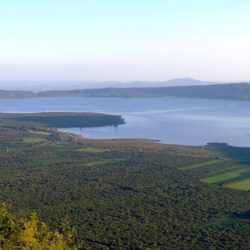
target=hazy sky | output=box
[0,0,250,82]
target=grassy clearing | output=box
[199,215,232,229]
[22,137,48,144]
[29,130,51,136]
[200,214,250,229]
[82,158,123,167]
[77,147,109,153]
[201,168,247,184]
[180,160,221,170]
[224,178,250,191]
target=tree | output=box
[0,203,80,250]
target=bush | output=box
[0,203,80,250]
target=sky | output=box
[0,0,250,82]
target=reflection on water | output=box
[1,97,250,146]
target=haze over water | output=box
[1,97,250,147]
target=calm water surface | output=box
[1,97,250,146]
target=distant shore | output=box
[0,112,125,128]
[1,82,250,100]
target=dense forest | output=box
[1,119,250,249]
[2,83,250,100]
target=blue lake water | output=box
[1,97,250,146]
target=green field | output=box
[201,168,248,184]
[22,137,48,143]
[28,130,51,135]
[77,147,109,153]
[82,158,123,167]
[224,178,250,191]
[180,159,221,170]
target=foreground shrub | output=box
[0,203,80,250]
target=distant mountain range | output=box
[0,78,225,91]
[2,82,250,100]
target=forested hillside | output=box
[1,120,250,249]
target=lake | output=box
[1,97,250,146]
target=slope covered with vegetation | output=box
[1,121,250,249]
